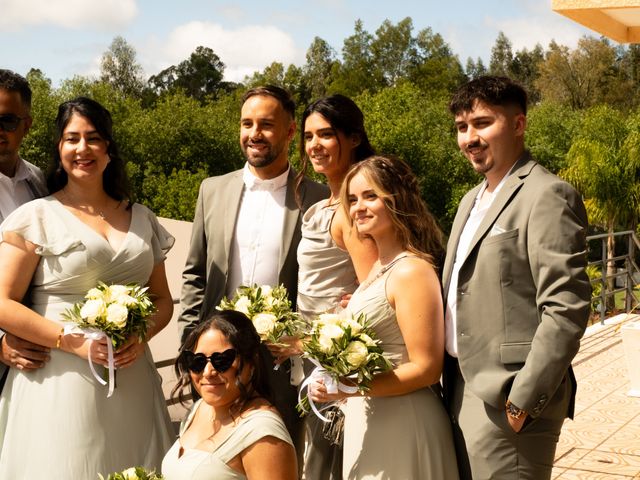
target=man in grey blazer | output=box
[178,85,328,466]
[0,69,49,384]
[442,76,591,479]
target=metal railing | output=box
[587,230,640,324]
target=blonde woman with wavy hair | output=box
[309,155,459,479]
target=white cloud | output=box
[139,21,302,82]
[0,0,137,31]
[485,2,594,53]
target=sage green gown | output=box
[0,197,175,478]
[162,399,293,480]
[342,257,460,480]
[297,199,359,479]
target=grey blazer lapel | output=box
[442,185,480,294]
[279,169,299,273]
[222,172,245,265]
[460,157,535,267]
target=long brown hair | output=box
[341,155,444,269]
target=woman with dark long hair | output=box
[163,310,297,479]
[270,94,378,479]
[0,97,174,477]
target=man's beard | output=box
[243,141,284,168]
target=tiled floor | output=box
[553,313,640,479]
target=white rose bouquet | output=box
[297,312,392,418]
[217,284,305,343]
[99,466,163,480]
[61,282,156,397]
[62,282,156,349]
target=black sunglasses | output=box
[0,114,26,132]
[183,348,237,374]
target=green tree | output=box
[526,101,581,172]
[302,37,336,100]
[408,27,465,98]
[370,17,416,87]
[100,36,145,98]
[148,46,227,102]
[329,19,378,96]
[489,32,513,76]
[510,44,544,104]
[561,105,640,290]
[20,69,61,171]
[465,57,487,80]
[536,37,632,110]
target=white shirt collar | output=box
[242,163,290,191]
[0,157,30,184]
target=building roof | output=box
[553,0,640,43]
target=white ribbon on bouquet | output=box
[297,358,358,422]
[63,324,116,398]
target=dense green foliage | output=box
[16,19,640,239]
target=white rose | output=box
[85,288,102,300]
[234,295,251,315]
[80,299,106,324]
[260,285,273,297]
[252,313,277,337]
[115,294,136,307]
[108,284,129,298]
[318,313,341,325]
[106,303,129,328]
[343,340,368,368]
[358,333,377,347]
[342,318,363,335]
[319,322,344,340]
[121,468,139,480]
[317,323,344,354]
[318,334,335,354]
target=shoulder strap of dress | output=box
[215,410,291,462]
[179,399,202,436]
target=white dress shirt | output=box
[445,167,514,357]
[226,163,289,297]
[0,157,45,222]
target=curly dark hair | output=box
[449,75,528,116]
[46,97,131,201]
[172,310,271,417]
[340,154,444,269]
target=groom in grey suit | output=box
[0,69,49,384]
[442,76,591,479]
[178,85,328,466]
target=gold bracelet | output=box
[55,327,64,349]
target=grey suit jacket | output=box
[442,152,591,420]
[178,168,329,341]
[177,166,328,452]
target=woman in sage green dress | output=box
[0,97,174,478]
[162,310,297,479]
[309,155,460,479]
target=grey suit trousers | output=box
[445,356,566,480]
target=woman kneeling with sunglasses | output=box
[162,310,297,479]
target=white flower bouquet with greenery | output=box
[62,282,156,349]
[61,282,156,396]
[217,284,305,343]
[99,466,163,480]
[297,312,392,419]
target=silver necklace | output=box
[360,254,408,290]
[62,188,108,220]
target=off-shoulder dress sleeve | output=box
[138,204,175,263]
[0,199,82,256]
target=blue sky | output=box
[1,0,597,87]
